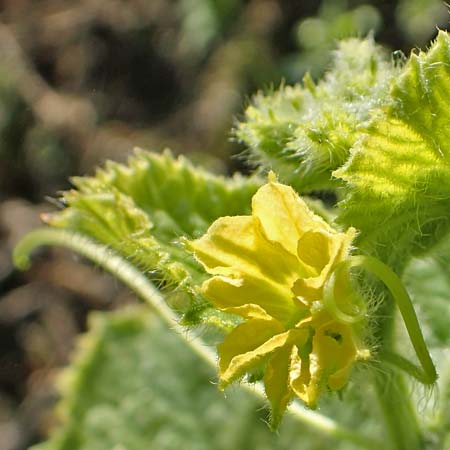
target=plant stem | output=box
[372,291,423,450]
[14,228,383,450]
[327,255,434,449]
[374,367,423,450]
[329,256,436,385]
[383,351,434,384]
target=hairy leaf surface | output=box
[33,308,356,450]
[46,150,261,325]
[236,37,396,192]
[335,31,450,268]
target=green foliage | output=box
[46,149,261,325]
[236,37,396,192]
[289,0,381,79]
[404,256,450,347]
[31,260,449,450]
[234,32,450,447]
[179,0,243,58]
[33,308,354,450]
[396,0,448,45]
[15,31,450,450]
[335,31,450,268]
[403,252,450,448]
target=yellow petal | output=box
[218,321,307,389]
[330,263,366,319]
[289,343,316,408]
[222,303,273,320]
[189,215,303,286]
[218,318,282,388]
[314,321,357,391]
[264,346,294,429]
[302,320,357,403]
[293,227,356,304]
[201,273,297,323]
[252,180,332,257]
[297,230,332,274]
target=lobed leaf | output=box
[46,149,261,325]
[335,31,450,269]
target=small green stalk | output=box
[374,365,423,450]
[373,301,423,450]
[326,255,437,385]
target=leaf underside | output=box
[46,149,262,326]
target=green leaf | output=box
[335,31,450,268]
[236,37,396,192]
[46,149,261,325]
[67,148,261,240]
[33,308,352,450]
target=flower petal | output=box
[293,227,356,303]
[297,230,332,273]
[189,215,302,285]
[252,180,332,256]
[222,303,273,320]
[218,321,307,389]
[291,320,357,407]
[202,275,296,322]
[313,321,357,391]
[264,346,294,430]
[289,341,316,407]
[218,318,282,388]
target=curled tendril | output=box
[323,260,367,324]
[325,255,437,385]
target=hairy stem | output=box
[327,255,436,385]
[373,302,423,450]
[354,255,435,449]
[14,228,382,450]
[383,351,436,385]
[374,366,423,450]
[326,255,436,449]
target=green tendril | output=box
[326,255,437,385]
[323,263,367,324]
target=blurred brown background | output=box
[0,1,448,449]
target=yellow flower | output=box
[188,174,367,427]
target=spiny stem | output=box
[328,255,437,385]
[14,228,382,450]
